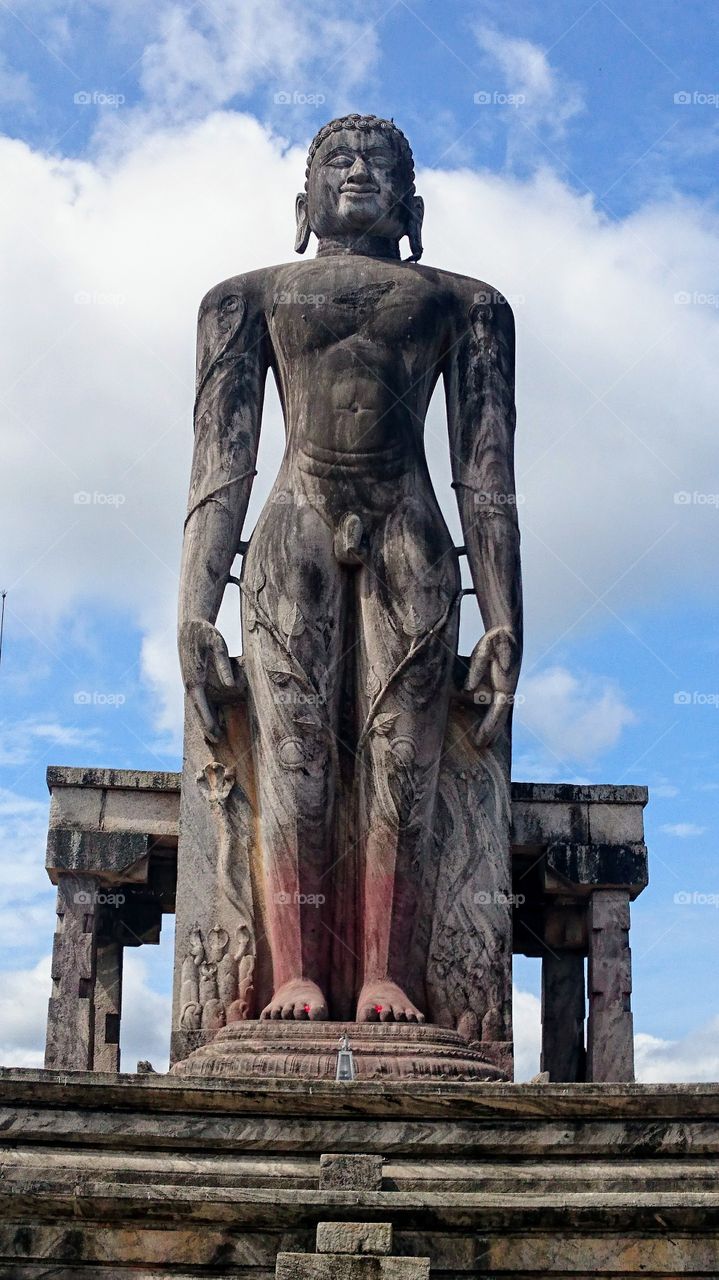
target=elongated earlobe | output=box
[295,193,311,254]
[406,194,424,262]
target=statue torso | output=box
[262,256,459,478]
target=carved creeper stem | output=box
[356,590,461,752]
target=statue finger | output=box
[212,636,235,688]
[466,635,491,692]
[189,685,221,743]
[474,691,509,749]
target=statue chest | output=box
[268,271,447,364]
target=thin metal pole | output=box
[0,591,6,670]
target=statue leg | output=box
[241,493,344,1020]
[354,495,460,1023]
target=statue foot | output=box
[260,979,329,1021]
[356,980,426,1024]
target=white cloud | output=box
[0,716,101,762]
[475,26,584,136]
[636,1018,719,1083]
[0,787,54,899]
[513,985,542,1081]
[516,665,636,767]
[120,946,173,1071]
[90,0,382,130]
[660,822,706,838]
[0,954,50,1066]
[0,718,100,766]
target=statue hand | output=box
[179,619,237,743]
[464,625,521,749]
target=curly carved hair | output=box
[304,114,416,193]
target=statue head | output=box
[295,114,424,260]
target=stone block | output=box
[320,1154,384,1191]
[316,1223,392,1255]
[101,786,180,836]
[46,829,149,881]
[545,841,648,895]
[276,1257,429,1279]
[588,800,646,844]
[49,784,104,830]
[512,798,589,847]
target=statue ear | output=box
[295,192,311,254]
[406,195,424,262]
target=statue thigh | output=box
[240,497,345,981]
[354,496,460,981]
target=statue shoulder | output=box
[418,265,514,331]
[440,268,514,322]
[198,265,286,324]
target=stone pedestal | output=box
[169,1021,508,1082]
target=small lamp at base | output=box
[336,1032,356,1082]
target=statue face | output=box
[306,127,412,240]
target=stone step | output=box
[2,1147,719,1194]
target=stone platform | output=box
[1,1070,718,1277]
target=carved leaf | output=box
[279,597,306,638]
[365,664,381,698]
[373,711,399,737]
[402,604,425,637]
[267,667,293,686]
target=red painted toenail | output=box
[374,1004,383,1013]
[303,1004,311,1013]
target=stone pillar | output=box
[540,951,586,1082]
[93,940,123,1072]
[45,875,98,1070]
[587,889,634,1082]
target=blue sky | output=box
[0,0,717,1078]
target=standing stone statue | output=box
[173,115,521,1077]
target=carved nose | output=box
[344,158,375,188]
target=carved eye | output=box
[324,151,354,168]
[219,294,240,315]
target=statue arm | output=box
[178,282,270,739]
[443,291,523,744]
